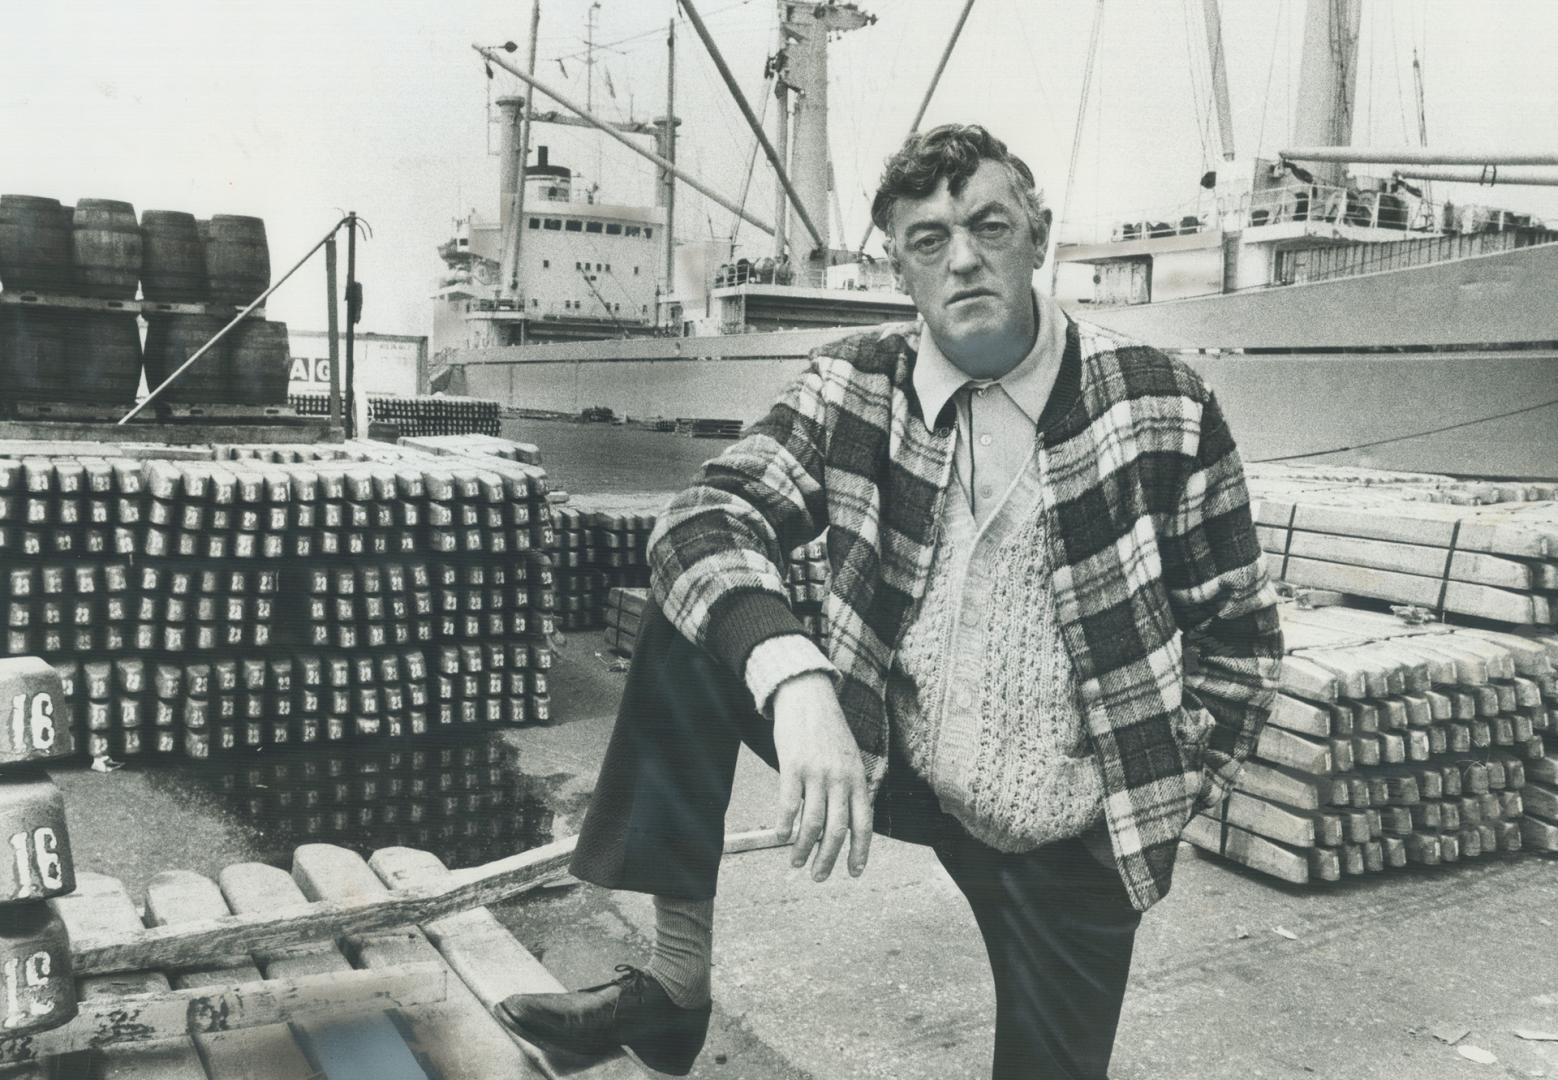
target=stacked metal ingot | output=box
[1185,606,1556,884]
[204,737,555,869]
[0,657,79,1037]
[786,539,830,649]
[602,587,649,657]
[288,392,503,437]
[3,444,561,760]
[601,539,832,659]
[549,505,654,631]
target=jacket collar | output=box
[912,289,1069,432]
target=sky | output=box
[5,0,1557,338]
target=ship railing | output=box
[707,261,898,292]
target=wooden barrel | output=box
[142,314,230,403]
[68,312,142,404]
[228,318,291,405]
[202,214,270,305]
[71,199,142,299]
[139,209,207,302]
[0,195,73,293]
[0,308,72,400]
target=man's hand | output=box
[771,671,873,881]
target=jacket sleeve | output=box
[647,357,835,685]
[1162,390,1284,810]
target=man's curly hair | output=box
[869,124,1047,252]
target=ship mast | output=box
[1290,0,1362,189]
[778,2,873,260]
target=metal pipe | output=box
[856,0,977,253]
[1394,166,1558,188]
[664,18,676,297]
[474,45,775,235]
[501,0,543,302]
[1283,146,1558,167]
[326,234,341,432]
[677,0,825,254]
[773,81,789,258]
[345,212,358,439]
[120,215,351,424]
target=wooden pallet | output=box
[20,845,646,1080]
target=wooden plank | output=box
[51,872,208,1080]
[0,963,445,1065]
[291,843,539,1080]
[1521,815,1558,852]
[76,829,793,979]
[219,861,429,1080]
[1182,815,1309,884]
[143,869,315,1080]
[371,846,648,1080]
[74,833,577,976]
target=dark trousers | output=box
[571,604,1143,1079]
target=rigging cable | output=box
[729,72,775,253]
[1056,0,1105,286]
[1179,0,1212,170]
[1254,2,1284,158]
[1249,398,1558,464]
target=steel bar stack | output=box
[289,393,502,438]
[1185,606,1557,883]
[0,441,560,762]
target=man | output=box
[496,124,1283,1078]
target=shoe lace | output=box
[609,964,651,1005]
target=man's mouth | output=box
[948,288,996,305]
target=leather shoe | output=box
[494,965,712,1076]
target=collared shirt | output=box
[912,289,1068,526]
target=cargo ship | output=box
[437,0,1558,481]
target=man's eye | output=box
[977,221,1011,237]
[913,236,945,254]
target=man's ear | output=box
[1031,208,1054,268]
[884,239,904,287]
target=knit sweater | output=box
[647,317,1283,911]
[889,441,1104,852]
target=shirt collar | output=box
[913,289,1069,430]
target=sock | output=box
[644,895,714,1008]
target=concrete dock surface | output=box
[46,419,1558,1079]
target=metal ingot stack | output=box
[205,738,556,869]
[602,538,831,659]
[786,539,830,649]
[0,657,78,1038]
[2,441,562,762]
[548,505,654,631]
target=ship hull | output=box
[450,244,1558,479]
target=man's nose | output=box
[946,229,981,274]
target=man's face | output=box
[888,159,1050,379]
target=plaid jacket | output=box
[648,317,1283,911]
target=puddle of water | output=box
[186,732,557,870]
